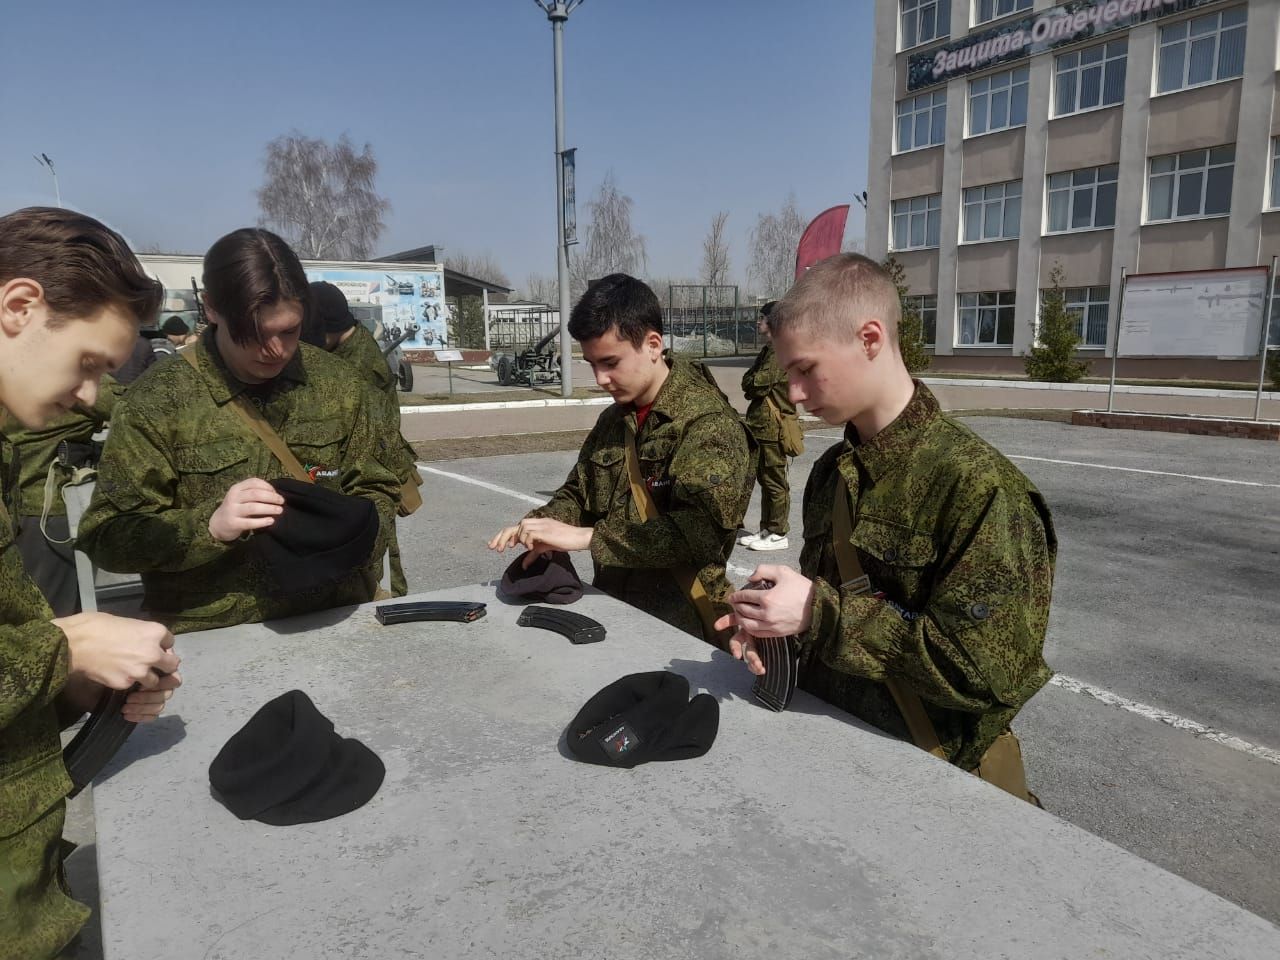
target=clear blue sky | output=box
[1,0,873,292]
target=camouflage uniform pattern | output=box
[527,355,753,644]
[0,494,88,959]
[740,343,796,536]
[331,324,418,596]
[1,377,120,517]
[77,334,401,634]
[798,384,1055,770]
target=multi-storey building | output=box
[866,0,1280,378]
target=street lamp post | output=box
[34,153,61,207]
[534,0,584,398]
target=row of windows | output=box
[906,286,1280,349]
[890,141,1254,252]
[899,0,1035,51]
[895,7,1247,152]
[902,287,1111,348]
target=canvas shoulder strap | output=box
[832,471,946,759]
[622,420,721,642]
[181,349,312,484]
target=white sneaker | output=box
[748,533,789,551]
[738,530,763,547]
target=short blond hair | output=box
[767,253,901,346]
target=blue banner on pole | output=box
[562,148,578,246]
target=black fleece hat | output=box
[498,551,584,605]
[255,478,379,597]
[209,690,385,825]
[309,281,357,335]
[566,671,719,769]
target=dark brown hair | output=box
[202,228,309,346]
[0,206,161,326]
[567,273,663,347]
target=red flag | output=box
[794,205,850,281]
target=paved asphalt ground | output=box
[393,417,1280,925]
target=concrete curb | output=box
[922,376,1280,400]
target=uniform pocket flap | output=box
[850,516,936,567]
[172,437,248,474]
[588,446,625,469]
[289,419,347,448]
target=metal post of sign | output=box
[1106,267,1128,414]
[534,0,584,399]
[482,287,491,353]
[1253,255,1277,422]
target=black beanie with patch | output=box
[254,478,379,597]
[566,671,719,769]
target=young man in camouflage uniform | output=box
[738,303,799,552]
[719,254,1054,792]
[489,274,753,647]
[0,207,182,960]
[309,281,420,596]
[78,230,400,634]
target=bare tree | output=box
[747,194,806,299]
[257,132,390,261]
[521,273,559,306]
[446,251,511,288]
[569,171,647,298]
[700,211,732,288]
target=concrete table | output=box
[92,586,1280,959]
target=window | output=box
[901,0,950,50]
[1059,286,1111,347]
[1147,146,1234,221]
[1047,165,1118,233]
[969,66,1029,136]
[1055,39,1127,116]
[1156,6,1246,94]
[905,294,938,346]
[892,194,942,250]
[1271,139,1280,209]
[963,180,1021,242]
[896,90,947,152]
[975,0,1031,26]
[958,292,1016,346]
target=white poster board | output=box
[1118,268,1268,358]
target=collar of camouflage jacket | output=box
[629,353,721,432]
[840,381,941,485]
[196,331,308,405]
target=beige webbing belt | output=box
[622,421,722,644]
[832,472,946,759]
[182,349,311,483]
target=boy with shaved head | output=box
[718,254,1055,801]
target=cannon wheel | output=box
[398,360,414,393]
[497,356,514,386]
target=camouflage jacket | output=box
[0,377,121,518]
[528,355,754,642]
[740,343,796,442]
[77,335,400,634]
[332,324,416,484]
[798,384,1056,770]
[0,495,71,850]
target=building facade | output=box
[866,0,1280,378]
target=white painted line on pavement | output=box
[923,377,1280,400]
[1008,455,1280,488]
[423,460,1280,765]
[403,397,613,415]
[1050,674,1280,767]
[417,465,545,507]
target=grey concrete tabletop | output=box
[92,585,1280,959]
